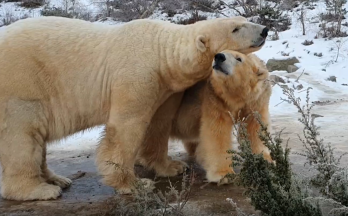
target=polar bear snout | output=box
[213,53,231,75]
[260,27,269,38]
[214,53,226,63]
[249,25,269,49]
[212,51,245,76]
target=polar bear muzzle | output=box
[251,27,269,48]
[212,52,242,76]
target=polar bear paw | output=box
[117,178,156,195]
[155,157,188,177]
[27,183,62,200]
[206,169,235,186]
[48,174,72,189]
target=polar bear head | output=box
[210,50,269,101]
[194,16,268,55]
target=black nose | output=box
[260,27,269,38]
[214,53,226,63]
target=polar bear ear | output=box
[196,35,208,52]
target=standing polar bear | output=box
[0,16,268,201]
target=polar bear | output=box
[168,50,272,183]
[0,16,268,201]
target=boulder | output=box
[266,57,300,72]
[269,74,286,85]
[287,65,299,73]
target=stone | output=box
[269,75,286,85]
[296,84,304,90]
[287,65,299,73]
[266,57,300,72]
[326,76,337,82]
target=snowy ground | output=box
[1,0,348,189]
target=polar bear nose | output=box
[260,27,269,38]
[214,53,226,63]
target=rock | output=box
[280,84,289,90]
[326,76,337,82]
[266,57,300,72]
[287,65,299,73]
[269,75,286,85]
[296,84,304,90]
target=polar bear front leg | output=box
[196,110,235,185]
[96,120,153,194]
[242,104,273,163]
[0,99,62,201]
[136,93,188,177]
[41,145,72,189]
[96,87,163,194]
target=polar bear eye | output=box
[232,28,240,33]
[236,57,242,62]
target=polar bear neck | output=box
[107,20,215,92]
[155,25,214,92]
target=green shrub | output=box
[226,110,321,216]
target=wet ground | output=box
[0,146,260,216]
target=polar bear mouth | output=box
[213,64,229,75]
[251,39,266,48]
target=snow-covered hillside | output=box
[0,0,347,155]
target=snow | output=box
[0,0,347,155]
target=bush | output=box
[41,6,73,18]
[280,0,300,10]
[175,11,208,25]
[222,0,258,17]
[226,110,322,216]
[104,0,153,22]
[102,168,195,216]
[4,0,21,2]
[302,40,314,46]
[314,52,323,57]
[41,4,93,21]
[256,4,292,32]
[1,10,18,26]
[160,0,185,17]
[0,6,28,27]
[19,0,46,8]
[188,0,219,12]
[318,22,348,38]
